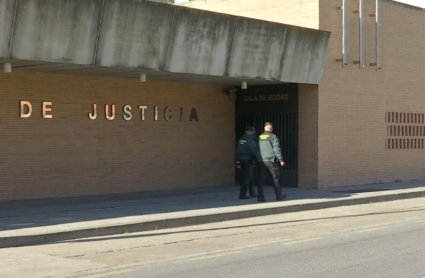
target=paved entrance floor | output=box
[1,180,425,248]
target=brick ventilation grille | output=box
[386,112,425,150]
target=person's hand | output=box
[280,161,285,167]
[236,162,241,169]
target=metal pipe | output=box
[359,0,364,69]
[92,0,106,65]
[342,0,348,67]
[376,0,380,71]
[8,0,18,58]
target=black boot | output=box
[276,194,286,201]
[249,191,257,198]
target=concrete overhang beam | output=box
[0,0,331,85]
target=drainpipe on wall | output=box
[359,0,364,69]
[376,0,381,71]
[342,0,348,68]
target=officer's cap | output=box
[245,126,256,132]
[264,122,273,127]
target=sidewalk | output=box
[1,180,425,248]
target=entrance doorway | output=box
[235,84,298,188]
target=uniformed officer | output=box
[235,127,258,199]
[256,122,286,202]
[250,128,260,194]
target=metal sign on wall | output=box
[235,84,298,113]
[18,101,199,122]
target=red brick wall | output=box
[317,0,425,187]
[0,71,234,201]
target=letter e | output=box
[42,102,53,119]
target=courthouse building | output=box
[0,0,424,201]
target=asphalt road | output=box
[83,216,425,278]
[4,198,425,278]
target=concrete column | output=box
[298,84,319,188]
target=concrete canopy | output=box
[0,0,330,85]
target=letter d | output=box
[20,101,32,118]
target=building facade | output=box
[0,0,329,201]
[2,0,423,202]
[183,0,425,188]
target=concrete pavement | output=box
[1,180,425,248]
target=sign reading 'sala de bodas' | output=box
[19,101,199,122]
[243,94,289,102]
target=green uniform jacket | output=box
[256,131,284,163]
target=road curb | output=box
[1,190,424,248]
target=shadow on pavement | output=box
[0,180,424,232]
[65,207,425,244]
